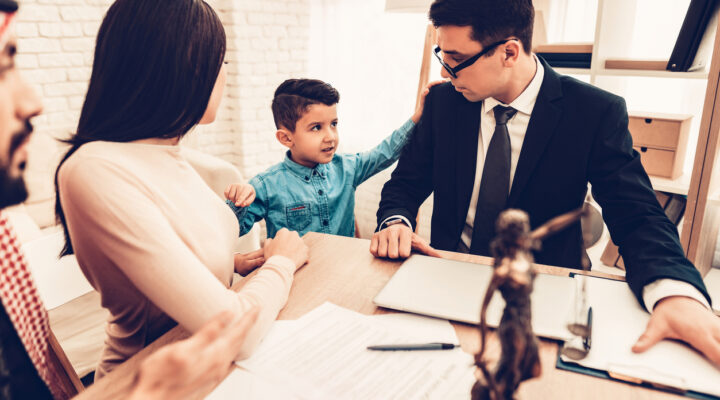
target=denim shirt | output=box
[227,119,416,238]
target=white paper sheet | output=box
[206,368,299,400]
[236,302,475,399]
[561,276,720,397]
[368,312,459,343]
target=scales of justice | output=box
[471,206,593,400]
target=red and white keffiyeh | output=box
[0,11,14,50]
[0,211,55,394]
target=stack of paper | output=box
[210,302,476,399]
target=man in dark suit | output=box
[371,0,720,365]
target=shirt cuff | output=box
[642,278,711,311]
[380,215,413,230]
[264,255,296,274]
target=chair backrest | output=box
[183,147,244,199]
[47,329,84,396]
[22,231,94,310]
[20,229,102,385]
[183,147,262,252]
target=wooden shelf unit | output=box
[683,17,720,275]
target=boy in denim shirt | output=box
[225,78,437,239]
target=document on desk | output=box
[559,276,720,398]
[235,302,475,399]
[206,368,300,400]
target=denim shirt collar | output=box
[282,151,328,180]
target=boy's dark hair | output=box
[272,79,340,131]
[429,0,534,54]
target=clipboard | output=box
[556,274,720,399]
[556,355,719,400]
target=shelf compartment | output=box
[650,173,691,195]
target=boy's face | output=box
[283,103,339,168]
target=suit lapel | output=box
[453,93,482,227]
[508,60,564,206]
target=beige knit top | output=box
[58,141,295,379]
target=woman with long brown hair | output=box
[55,0,308,379]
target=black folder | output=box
[667,0,719,72]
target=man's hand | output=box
[129,307,260,400]
[370,223,441,259]
[224,183,256,207]
[632,296,720,365]
[263,228,309,270]
[233,248,265,276]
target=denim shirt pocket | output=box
[285,202,312,231]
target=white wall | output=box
[17,0,113,228]
[308,0,439,238]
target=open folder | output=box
[557,275,720,399]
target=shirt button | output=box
[304,176,309,181]
[318,190,324,195]
[323,220,329,226]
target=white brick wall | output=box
[17,0,311,228]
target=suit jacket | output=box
[377,58,710,307]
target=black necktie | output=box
[470,105,517,256]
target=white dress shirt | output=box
[389,55,709,311]
[460,56,545,249]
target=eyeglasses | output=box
[433,38,517,78]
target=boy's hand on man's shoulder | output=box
[224,183,256,207]
[411,80,447,124]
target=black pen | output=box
[584,306,593,351]
[367,342,459,351]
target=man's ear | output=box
[502,40,522,66]
[276,128,293,148]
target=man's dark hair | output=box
[55,0,226,256]
[272,79,340,132]
[429,0,534,54]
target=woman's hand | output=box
[129,307,260,400]
[233,248,265,276]
[263,228,309,271]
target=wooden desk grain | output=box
[75,233,681,399]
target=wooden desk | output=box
[76,233,681,399]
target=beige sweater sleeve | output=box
[59,156,294,358]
